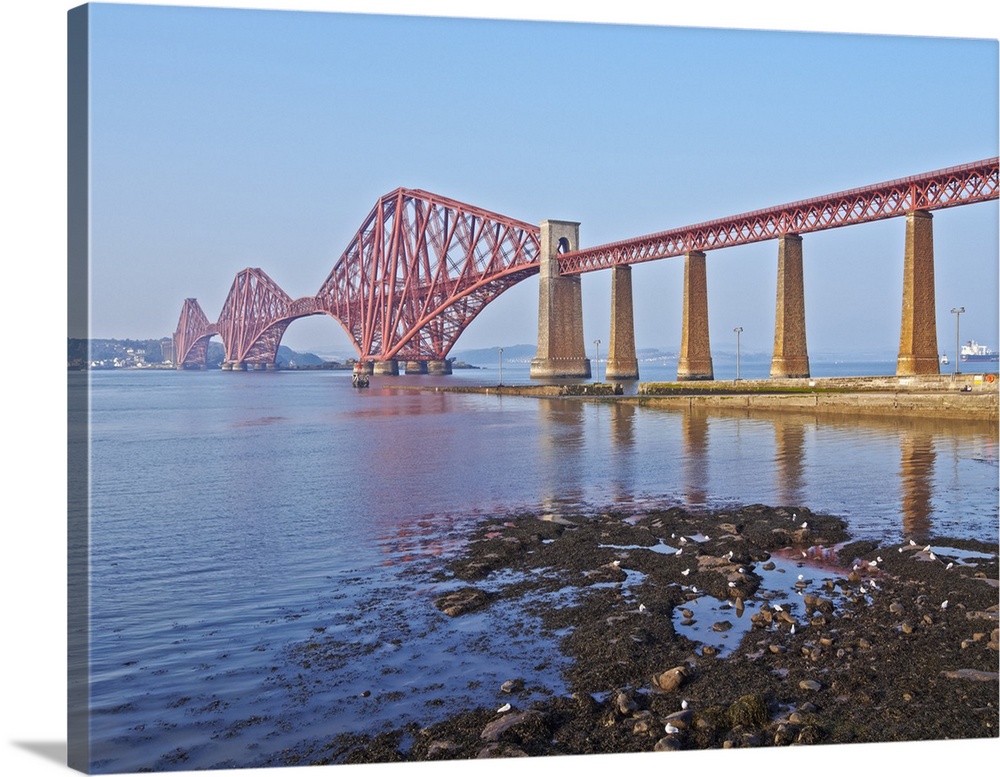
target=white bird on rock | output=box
[923,545,932,552]
[941,600,949,609]
[681,700,689,710]
[665,723,680,735]
[946,562,954,571]
[929,552,937,561]
[497,703,511,713]
[681,568,690,576]
[910,539,917,546]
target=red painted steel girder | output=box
[557,157,1000,274]
[173,297,217,368]
[316,188,541,362]
[216,267,324,365]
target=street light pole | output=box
[498,346,504,386]
[593,339,601,382]
[733,326,743,382]
[951,307,965,377]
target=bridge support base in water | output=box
[373,360,399,375]
[676,251,714,381]
[530,220,592,380]
[605,265,640,381]
[770,234,811,378]
[427,360,452,375]
[404,360,428,374]
[897,210,940,376]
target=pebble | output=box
[652,666,688,693]
[799,679,822,691]
[616,691,637,714]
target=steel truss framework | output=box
[556,158,999,273]
[173,159,997,369]
[173,189,541,368]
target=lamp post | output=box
[951,307,964,377]
[733,326,743,382]
[497,346,504,386]
[593,339,601,382]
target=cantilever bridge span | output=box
[173,158,998,377]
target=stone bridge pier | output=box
[529,220,592,380]
[528,207,943,384]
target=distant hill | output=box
[69,338,331,370]
[452,344,537,365]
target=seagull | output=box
[639,603,647,612]
[774,604,783,612]
[681,568,690,576]
[681,700,689,710]
[929,552,937,561]
[797,574,804,581]
[800,522,808,529]
[941,600,949,609]
[497,703,511,713]
[612,560,621,567]
[868,560,878,568]
[738,568,746,574]
[665,723,680,734]
[691,586,698,594]
[726,551,734,560]
[793,513,797,520]
[790,624,796,635]
[728,581,737,588]
[801,551,807,558]
[910,539,917,546]
[877,556,883,563]
[898,547,904,553]
[946,562,954,571]
[923,545,931,552]
[675,549,683,556]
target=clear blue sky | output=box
[79,2,998,359]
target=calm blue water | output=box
[75,364,998,772]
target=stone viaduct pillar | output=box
[529,220,592,379]
[373,359,399,375]
[770,234,810,378]
[896,210,940,376]
[676,251,714,380]
[605,265,640,381]
[427,360,452,375]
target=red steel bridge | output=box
[173,158,998,370]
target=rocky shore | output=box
[297,504,998,764]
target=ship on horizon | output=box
[960,340,999,363]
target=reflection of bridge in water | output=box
[174,159,998,380]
